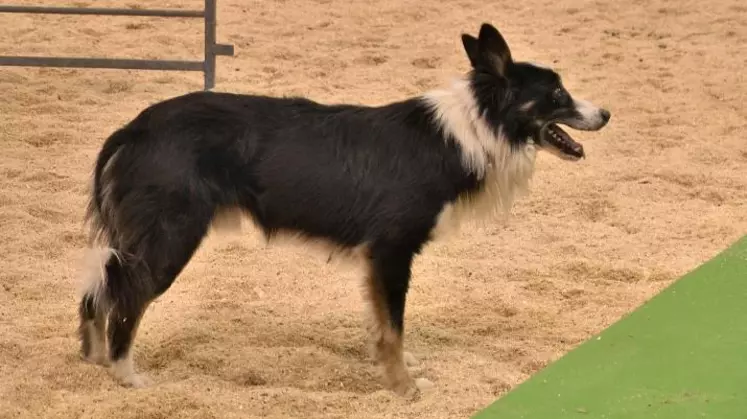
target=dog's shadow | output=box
[136,310,384,394]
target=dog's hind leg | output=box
[79,293,109,366]
[78,248,119,366]
[104,255,155,388]
[364,243,434,398]
[105,200,213,388]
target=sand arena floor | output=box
[1,0,745,418]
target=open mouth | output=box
[540,123,585,160]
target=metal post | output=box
[201,0,234,91]
[203,0,216,90]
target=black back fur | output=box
[89,92,482,255]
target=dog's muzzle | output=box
[535,102,610,161]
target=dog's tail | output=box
[79,123,142,316]
[84,126,134,246]
[78,247,122,313]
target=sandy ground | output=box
[1,0,745,418]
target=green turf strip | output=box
[473,235,747,419]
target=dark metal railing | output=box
[0,0,234,90]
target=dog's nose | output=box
[600,109,611,123]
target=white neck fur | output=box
[421,78,538,234]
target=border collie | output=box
[77,23,610,397]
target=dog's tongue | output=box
[547,123,584,158]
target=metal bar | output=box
[214,43,234,56]
[0,5,204,18]
[0,56,204,71]
[203,0,216,90]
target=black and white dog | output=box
[78,23,610,397]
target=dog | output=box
[77,22,610,397]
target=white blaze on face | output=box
[568,99,607,130]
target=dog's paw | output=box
[111,359,152,389]
[392,376,435,399]
[80,349,111,367]
[403,351,419,367]
[80,340,110,367]
[415,377,435,392]
[119,373,152,389]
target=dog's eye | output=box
[551,88,569,105]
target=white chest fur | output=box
[422,78,537,239]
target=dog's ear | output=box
[477,23,513,77]
[461,33,481,69]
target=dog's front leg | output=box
[363,245,433,397]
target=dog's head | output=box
[462,23,610,160]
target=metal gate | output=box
[0,0,234,90]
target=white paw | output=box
[415,377,435,392]
[120,373,151,389]
[403,351,418,367]
[81,353,110,367]
[129,373,151,388]
[111,357,151,388]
